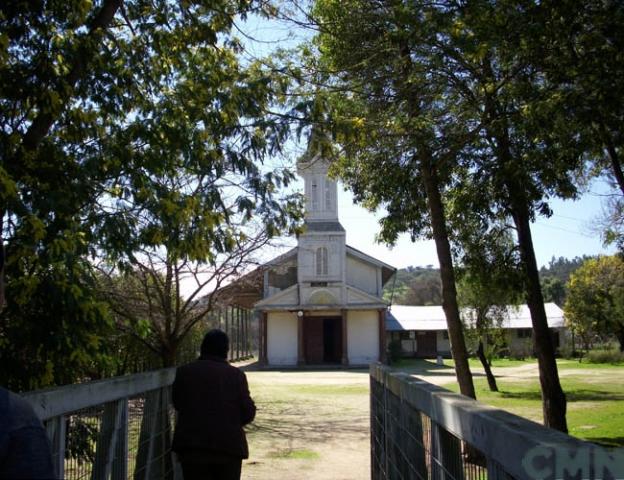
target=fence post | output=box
[91,398,128,480]
[134,388,173,480]
[236,307,241,361]
[46,415,66,480]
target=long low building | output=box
[385,303,569,358]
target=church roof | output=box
[385,303,565,331]
[303,221,345,232]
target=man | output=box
[172,329,256,480]
[0,387,55,479]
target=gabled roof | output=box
[210,247,297,308]
[386,303,565,331]
[346,245,396,285]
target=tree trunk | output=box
[420,160,476,400]
[599,124,624,196]
[477,340,498,392]
[616,327,624,353]
[161,344,178,368]
[510,197,568,433]
[0,210,4,311]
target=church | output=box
[241,140,396,367]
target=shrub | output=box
[586,349,624,364]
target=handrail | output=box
[23,368,176,421]
[370,363,624,480]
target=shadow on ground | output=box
[499,389,624,402]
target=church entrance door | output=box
[304,316,342,364]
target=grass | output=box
[433,360,624,448]
[268,448,320,460]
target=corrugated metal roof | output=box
[386,303,565,331]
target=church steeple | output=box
[297,129,340,224]
[296,129,346,293]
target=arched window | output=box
[316,246,328,276]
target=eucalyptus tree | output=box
[0,1,302,386]
[533,0,624,248]
[312,0,477,399]
[311,0,586,431]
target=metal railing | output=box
[370,363,624,480]
[24,369,178,480]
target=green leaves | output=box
[0,0,306,386]
[564,255,624,350]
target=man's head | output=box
[200,329,229,359]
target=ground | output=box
[239,359,624,479]
[242,369,371,480]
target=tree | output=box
[98,229,275,367]
[312,0,476,400]
[564,255,624,352]
[456,225,523,392]
[0,1,302,386]
[310,0,578,431]
[527,1,624,248]
[0,257,113,391]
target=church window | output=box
[316,246,328,276]
[311,179,319,211]
[324,179,332,211]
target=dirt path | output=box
[400,362,543,387]
[241,370,371,480]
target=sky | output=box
[267,176,617,272]
[234,10,618,272]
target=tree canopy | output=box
[564,255,624,352]
[0,0,303,389]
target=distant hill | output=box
[385,256,592,308]
[384,265,441,305]
[539,255,594,306]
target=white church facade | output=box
[242,143,396,367]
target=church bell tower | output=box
[296,132,346,305]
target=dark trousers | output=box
[180,459,242,480]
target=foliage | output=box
[585,349,624,365]
[0,1,303,386]
[535,1,624,248]
[539,256,592,306]
[312,0,478,399]
[309,0,581,429]
[458,238,521,370]
[97,228,273,367]
[0,258,113,390]
[564,255,624,352]
[384,266,441,306]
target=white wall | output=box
[347,310,379,365]
[346,256,378,296]
[436,332,451,354]
[267,311,297,365]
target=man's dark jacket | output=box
[171,355,256,459]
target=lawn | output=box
[393,358,624,447]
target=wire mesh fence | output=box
[370,364,623,480]
[371,376,489,480]
[25,369,178,480]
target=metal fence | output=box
[370,363,624,480]
[24,369,178,480]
